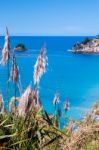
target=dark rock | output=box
[15,43,27,52]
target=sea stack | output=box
[14,43,27,52]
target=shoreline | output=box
[68,49,99,54]
[69,37,99,54]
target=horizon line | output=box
[0,35,96,37]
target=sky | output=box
[0,0,99,36]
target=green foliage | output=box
[0,109,63,149]
[0,103,99,150]
[82,37,91,44]
[84,141,99,150]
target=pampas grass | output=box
[0,36,99,149]
[0,27,10,65]
[0,92,5,113]
[34,46,48,86]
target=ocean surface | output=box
[0,36,99,121]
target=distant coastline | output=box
[69,36,99,54]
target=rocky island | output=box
[14,43,27,52]
[69,37,99,54]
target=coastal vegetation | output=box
[0,28,99,150]
[0,100,99,150]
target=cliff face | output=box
[72,38,99,53]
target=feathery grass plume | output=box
[17,72,23,95]
[9,52,21,109]
[10,53,19,83]
[17,84,42,116]
[34,45,48,86]
[9,52,22,95]
[53,93,60,127]
[24,88,42,114]
[0,91,5,113]
[9,96,19,112]
[62,105,99,150]
[64,99,70,112]
[17,84,32,116]
[0,27,10,65]
[92,102,99,115]
[53,93,59,107]
[30,88,42,112]
[0,27,10,109]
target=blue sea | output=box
[0,36,99,121]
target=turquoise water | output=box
[0,36,99,120]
